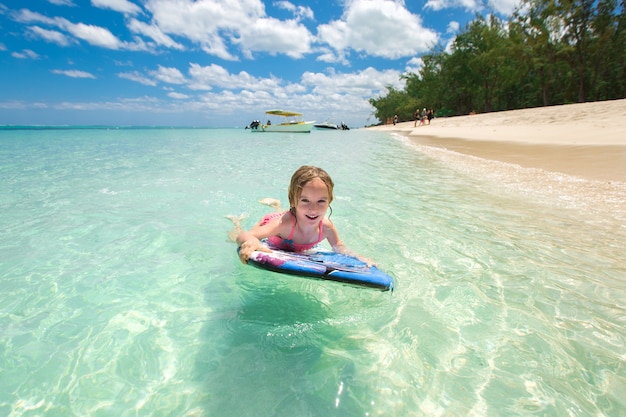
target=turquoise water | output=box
[1,127,625,416]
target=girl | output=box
[231,165,348,264]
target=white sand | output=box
[369,99,626,182]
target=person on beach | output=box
[393,115,398,125]
[414,109,420,127]
[420,108,427,126]
[427,108,434,125]
[228,165,350,264]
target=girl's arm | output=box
[323,218,375,266]
[236,214,286,264]
[323,218,347,253]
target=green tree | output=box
[589,0,624,100]
[559,0,596,101]
[367,0,625,122]
[404,49,449,114]
[368,86,415,124]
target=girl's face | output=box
[294,178,330,224]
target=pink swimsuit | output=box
[261,211,324,251]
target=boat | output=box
[246,110,314,133]
[314,121,339,130]
[314,121,350,130]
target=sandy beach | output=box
[369,99,626,182]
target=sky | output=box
[0,0,520,127]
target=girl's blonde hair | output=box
[288,166,334,210]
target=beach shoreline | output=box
[369,99,626,183]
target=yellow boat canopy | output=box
[265,110,303,117]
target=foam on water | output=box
[1,127,624,416]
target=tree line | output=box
[369,0,625,123]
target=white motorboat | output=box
[247,110,314,133]
[313,121,339,130]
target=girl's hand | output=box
[238,239,271,264]
[332,244,375,267]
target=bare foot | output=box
[258,198,282,211]
[225,213,248,242]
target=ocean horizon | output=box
[1,127,624,416]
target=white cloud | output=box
[187,63,280,91]
[151,66,187,84]
[14,8,149,51]
[447,21,460,33]
[91,0,142,15]
[52,69,96,78]
[302,67,403,96]
[317,0,439,61]
[114,63,403,125]
[236,17,314,59]
[274,1,314,21]
[65,22,123,48]
[13,9,57,26]
[47,0,76,6]
[118,71,158,86]
[316,48,349,65]
[425,0,479,12]
[425,0,519,14]
[12,49,40,59]
[28,25,72,46]
[127,18,184,50]
[405,57,423,74]
[168,92,189,99]
[443,21,461,53]
[490,0,520,14]
[144,0,314,60]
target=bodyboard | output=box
[240,247,394,291]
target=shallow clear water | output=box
[1,127,625,416]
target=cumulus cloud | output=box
[317,0,438,61]
[236,17,314,58]
[425,0,519,14]
[144,0,314,60]
[424,0,479,12]
[447,21,460,33]
[150,66,187,85]
[274,1,314,21]
[405,57,423,74]
[118,71,158,86]
[13,9,57,26]
[7,0,515,125]
[115,62,403,124]
[47,0,76,6]
[67,22,124,48]
[302,67,403,96]
[15,1,447,63]
[91,0,142,15]
[127,18,184,50]
[27,26,72,46]
[12,49,40,59]
[168,92,189,99]
[13,8,149,50]
[490,0,521,14]
[187,63,281,91]
[52,69,96,78]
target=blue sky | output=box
[0,0,519,127]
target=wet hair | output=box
[288,165,334,215]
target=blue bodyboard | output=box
[241,247,394,291]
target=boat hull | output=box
[314,122,339,130]
[251,121,314,133]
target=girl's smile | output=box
[295,178,330,223]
